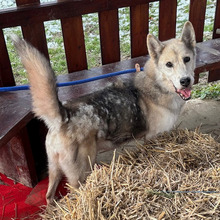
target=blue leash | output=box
[0,67,144,92]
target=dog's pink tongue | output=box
[177,88,191,99]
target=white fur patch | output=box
[67,104,101,142]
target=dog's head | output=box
[147,21,196,101]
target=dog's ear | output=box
[147,34,164,61]
[181,21,196,50]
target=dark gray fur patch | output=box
[87,83,147,144]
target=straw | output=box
[40,129,220,219]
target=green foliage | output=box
[47,39,67,76]
[192,82,220,100]
[4,28,29,84]
[83,13,101,68]
[149,2,159,37]
[45,20,68,75]
[119,7,130,59]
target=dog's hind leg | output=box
[46,157,63,205]
[61,135,97,188]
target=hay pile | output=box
[41,129,220,219]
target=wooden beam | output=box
[0,0,158,29]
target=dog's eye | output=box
[166,62,173,68]
[183,56,190,63]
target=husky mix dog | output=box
[13,21,196,204]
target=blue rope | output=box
[0,67,144,92]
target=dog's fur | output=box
[13,21,196,205]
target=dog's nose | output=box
[180,77,191,87]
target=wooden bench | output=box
[0,0,220,187]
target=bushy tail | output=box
[12,36,62,129]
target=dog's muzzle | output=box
[172,77,192,101]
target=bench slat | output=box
[99,9,120,65]
[189,0,207,42]
[159,0,177,41]
[195,39,220,82]
[15,0,40,5]
[0,29,15,87]
[208,69,220,82]
[0,91,32,147]
[61,16,88,72]
[130,3,149,58]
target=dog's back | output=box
[85,84,147,143]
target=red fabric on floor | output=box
[0,173,67,219]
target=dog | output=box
[12,21,196,205]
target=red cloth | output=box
[0,173,67,219]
